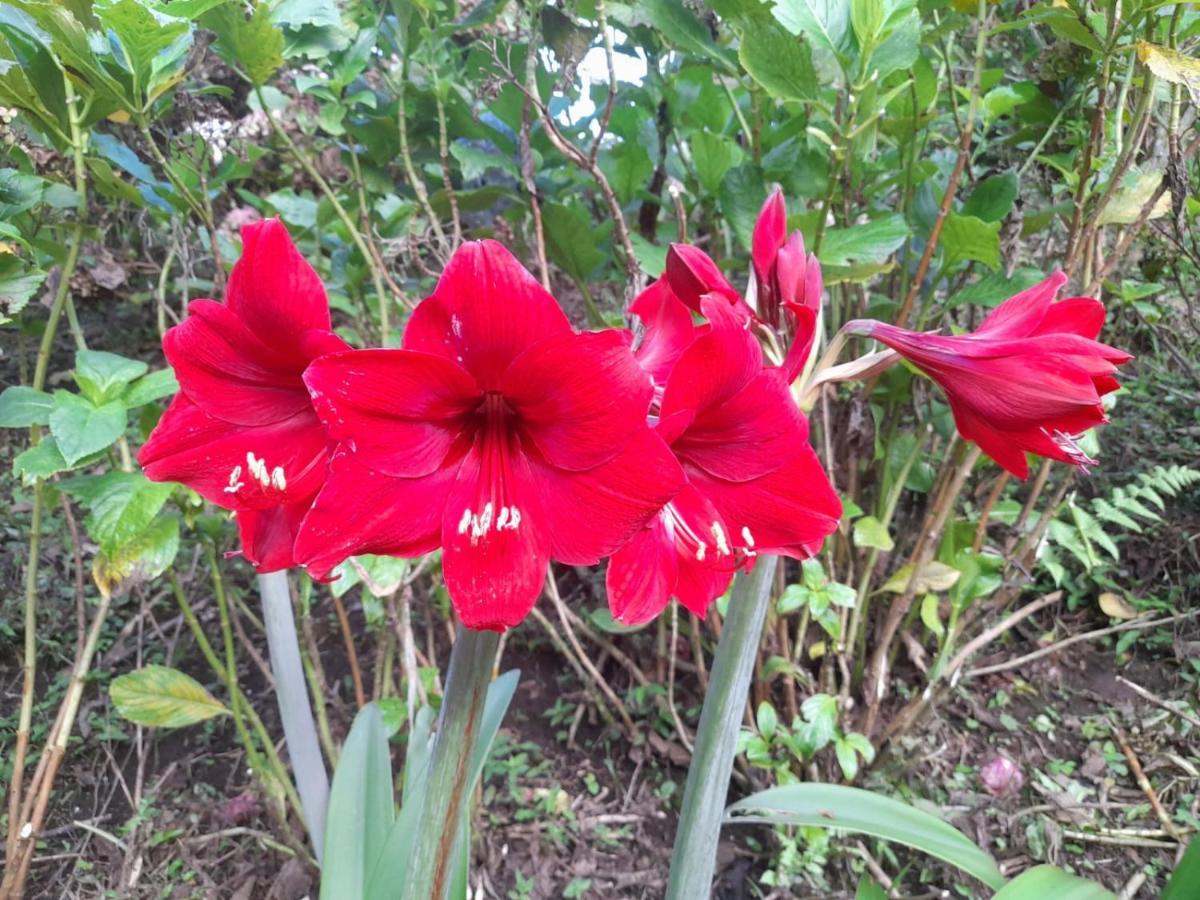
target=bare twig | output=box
[1110,719,1183,841]
[546,574,638,738]
[966,611,1200,679]
[1116,676,1200,730]
[330,590,365,709]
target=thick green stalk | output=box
[402,626,500,900]
[665,556,779,900]
[258,570,329,863]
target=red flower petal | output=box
[527,428,685,566]
[630,280,696,387]
[976,271,1066,337]
[303,349,480,478]
[403,240,571,390]
[166,300,312,426]
[440,426,550,631]
[137,394,330,510]
[949,403,1032,479]
[606,515,678,625]
[659,296,762,444]
[665,244,743,311]
[225,219,332,344]
[688,446,841,558]
[673,556,734,618]
[504,330,652,471]
[780,304,818,383]
[294,448,458,579]
[520,429,681,571]
[237,500,311,572]
[674,367,806,482]
[752,188,787,290]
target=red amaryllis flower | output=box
[849,272,1131,479]
[607,297,842,625]
[294,240,684,632]
[138,219,348,570]
[629,278,696,392]
[663,188,825,384]
[750,188,823,382]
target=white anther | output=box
[469,502,495,540]
[271,467,287,491]
[507,507,521,530]
[695,543,707,562]
[497,506,509,529]
[741,526,755,548]
[457,508,473,535]
[711,522,731,556]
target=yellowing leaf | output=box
[1098,591,1137,620]
[881,561,961,594]
[1098,170,1171,226]
[809,640,826,660]
[1137,41,1200,103]
[109,664,228,728]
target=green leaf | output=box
[60,471,175,556]
[640,0,735,72]
[1034,8,1102,53]
[738,15,817,101]
[122,367,178,407]
[48,392,127,465]
[629,233,668,278]
[867,6,919,79]
[1163,835,1200,900]
[856,876,888,900]
[0,168,45,218]
[321,703,394,900]
[266,189,319,228]
[920,593,944,638]
[366,670,519,898]
[941,212,1000,270]
[993,865,1115,899]
[850,0,883,48]
[834,736,860,780]
[852,515,893,551]
[819,214,909,267]
[756,701,778,739]
[93,516,179,595]
[201,0,283,85]
[770,0,850,57]
[0,254,47,323]
[542,201,607,282]
[75,349,148,403]
[7,0,130,117]
[448,142,518,181]
[691,131,743,195]
[0,386,53,427]
[12,437,78,483]
[601,141,653,204]
[719,164,767,249]
[94,0,190,108]
[110,664,227,728]
[726,784,1005,889]
[962,171,1019,223]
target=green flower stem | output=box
[403,625,501,900]
[666,555,779,900]
[258,570,330,864]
